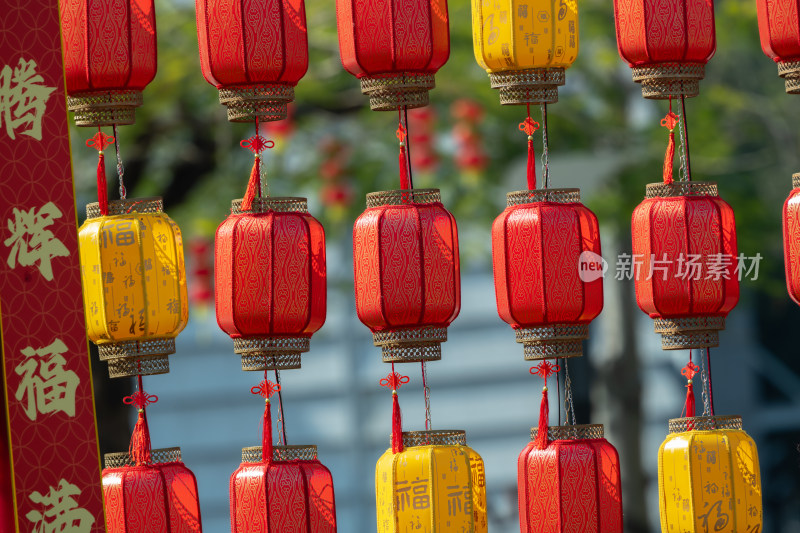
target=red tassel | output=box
[663,130,675,185]
[399,145,410,190]
[391,391,403,454]
[685,381,695,418]
[129,409,152,466]
[533,387,549,450]
[526,138,536,190]
[241,155,260,211]
[97,151,109,216]
[262,399,273,464]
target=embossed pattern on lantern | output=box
[783,174,800,304]
[757,0,800,92]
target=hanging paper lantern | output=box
[492,189,603,359]
[353,189,460,362]
[783,174,800,304]
[229,445,337,532]
[518,424,622,533]
[658,415,762,532]
[215,197,326,371]
[336,0,450,110]
[196,0,308,122]
[376,430,487,532]
[102,447,202,533]
[757,0,800,93]
[471,0,578,104]
[631,182,739,350]
[59,0,157,126]
[78,198,188,378]
[613,0,715,98]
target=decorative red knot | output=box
[681,362,700,381]
[661,111,679,132]
[530,360,560,380]
[518,117,540,137]
[380,372,409,392]
[240,135,275,155]
[251,379,281,399]
[86,131,115,152]
[396,123,407,145]
[123,389,158,410]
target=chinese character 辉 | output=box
[4,201,69,281]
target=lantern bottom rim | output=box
[359,73,434,111]
[631,62,704,99]
[653,316,723,350]
[489,68,565,105]
[97,337,175,360]
[515,323,588,360]
[778,61,800,94]
[67,89,141,127]
[233,336,309,370]
[218,83,293,123]
[105,354,170,378]
[372,327,446,363]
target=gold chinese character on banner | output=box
[0,57,55,141]
[14,338,79,421]
[25,478,94,533]
[4,201,69,281]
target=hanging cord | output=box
[556,359,562,426]
[274,369,288,446]
[699,348,711,417]
[563,359,577,426]
[251,374,280,463]
[240,126,274,211]
[403,106,414,189]
[112,125,126,199]
[518,104,540,190]
[421,361,432,431]
[86,128,115,215]
[531,360,560,449]
[380,366,410,454]
[397,106,415,191]
[681,358,699,430]
[660,99,679,185]
[540,103,550,189]
[705,348,715,416]
[678,95,692,182]
[122,371,158,466]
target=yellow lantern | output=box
[472,0,579,104]
[658,415,762,533]
[375,430,487,533]
[79,198,188,378]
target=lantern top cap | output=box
[231,197,308,215]
[644,182,718,199]
[104,446,181,468]
[86,197,163,219]
[399,430,467,448]
[365,189,441,208]
[241,445,317,463]
[506,188,581,207]
[792,174,800,189]
[667,415,743,434]
[530,424,604,441]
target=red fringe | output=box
[391,392,403,454]
[262,400,273,464]
[129,409,151,466]
[526,139,537,190]
[685,381,695,430]
[241,156,260,211]
[533,388,549,450]
[663,130,675,185]
[97,151,108,216]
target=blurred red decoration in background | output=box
[59,0,157,126]
[215,197,326,371]
[613,0,715,98]
[408,107,438,173]
[757,0,800,92]
[451,99,487,174]
[353,189,460,363]
[336,0,450,110]
[188,237,214,308]
[632,182,739,350]
[492,190,603,359]
[196,0,308,122]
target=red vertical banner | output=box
[0,0,105,531]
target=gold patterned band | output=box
[631,63,705,99]
[400,430,467,447]
[218,83,294,122]
[231,197,308,214]
[667,415,743,434]
[104,447,182,468]
[530,424,604,441]
[489,68,565,105]
[241,445,318,463]
[68,90,143,127]
[373,327,447,363]
[86,197,163,219]
[644,182,718,198]
[653,317,724,350]
[792,173,800,189]
[366,189,441,208]
[233,337,310,371]
[516,323,589,360]
[359,73,435,111]
[506,188,581,207]
[778,61,800,94]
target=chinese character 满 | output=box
[14,338,79,421]
[26,478,94,533]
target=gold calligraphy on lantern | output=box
[14,338,79,421]
[25,478,94,532]
[4,202,69,281]
[0,58,55,141]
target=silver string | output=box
[112,124,126,198]
[422,362,432,430]
[540,103,550,189]
[563,359,576,426]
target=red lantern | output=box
[613,0,715,98]
[632,182,739,350]
[757,0,800,92]
[229,445,337,532]
[215,197,326,371]
[102,447,202,533]
[518,425,623,533]
[783,174,800,304]
[196,0,308,122]
[336,0,450,110]
[492,189,603,359]
[59,0,157,126]
[353,189,460,362]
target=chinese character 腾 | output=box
[0,58,55,141]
